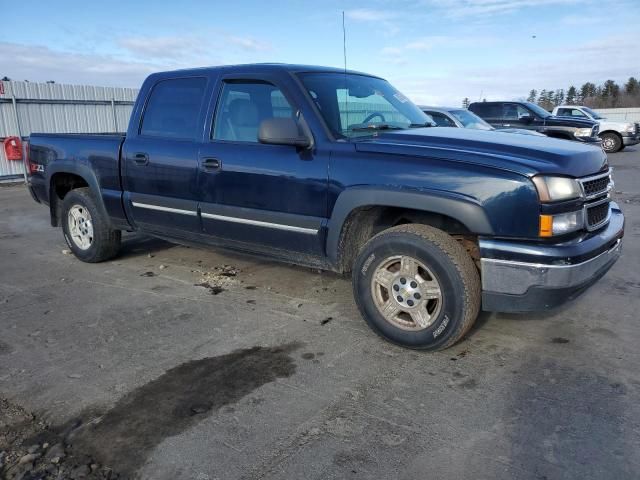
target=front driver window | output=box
[504,104,530,121]
[212,81,294,143]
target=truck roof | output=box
[420,106,461,112]
[149,63,379,79]
[469,101,525,105]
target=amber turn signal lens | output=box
[539,215,553,237]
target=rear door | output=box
[469,103,503,128]
[196,74,328,255]
[122,76,209,234]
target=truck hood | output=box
[354,127,607,178]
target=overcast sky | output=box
[1,0,638,106]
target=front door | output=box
[197,77,328,255]
[502,103,539,131]
[122,76,208,235]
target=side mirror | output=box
[258,118,311,148]
[520,114,534,124]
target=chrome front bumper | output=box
[481,238,622,296]
[622,134,640,146]
[480,205,624,312]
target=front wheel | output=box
[62,188,121,262]
[352,224,481,351]
[600,132,622,153]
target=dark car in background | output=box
[421,106,545,136]
[469,101,601,144]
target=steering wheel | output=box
[362,112,386,124]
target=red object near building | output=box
[3,136,22,161]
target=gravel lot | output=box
[1,147,640,480]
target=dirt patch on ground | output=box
[193,264,241,295]
[1,344,299,479]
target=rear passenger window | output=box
[470,103,502,118]
[212,81,294,143]
[140,77,207,140]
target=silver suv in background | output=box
[421,106,545,136]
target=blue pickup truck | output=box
[24,64,624,350]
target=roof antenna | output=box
[342,11,348,72]
[342,11,349,132]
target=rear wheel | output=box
[600,132,622,153]
[352,224,481,351]
[62,188,121,262]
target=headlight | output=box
[539,211,584,237]
[625,124,635,133]
[575,128,594,138]
[532,176,582,202]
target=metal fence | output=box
[593,107,640,123]
[0,80,138,181]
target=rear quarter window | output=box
[470,103,503,119]
[140,77,207,140]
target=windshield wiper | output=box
[349,124,405,132]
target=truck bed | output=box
[27,132,128,227]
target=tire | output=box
[600,132,622,153]
[352,224,481,351]
[61,187,121,263]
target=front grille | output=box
[580,171,611,199]
[635,123,640,135]
[592,124,599,137]
[586,201,610,230]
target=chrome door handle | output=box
[201,158,221,170]
[133,152,149,165]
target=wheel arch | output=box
[47,163,105,227]
[599,129,623,140]
[326,187,493,272]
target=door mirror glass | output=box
[258,118,311,148]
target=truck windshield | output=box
[298,72,432,139]
[525,102,552,118]
[450,109,493,130]
[582,107,605,120]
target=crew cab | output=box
[24,64,624,351]
[552,105,640,153]
[469,101,601,145]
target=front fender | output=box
[325,187,494,266]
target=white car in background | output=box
[552,105,640,153]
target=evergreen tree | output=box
[566,86,577,104]
[537,89,547,106]
[580,82,596,101]
[553,89,565,106]
[462,97,470,108]
[602,80,619,99]
[526,89,537,103]
[625,77,639,95]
